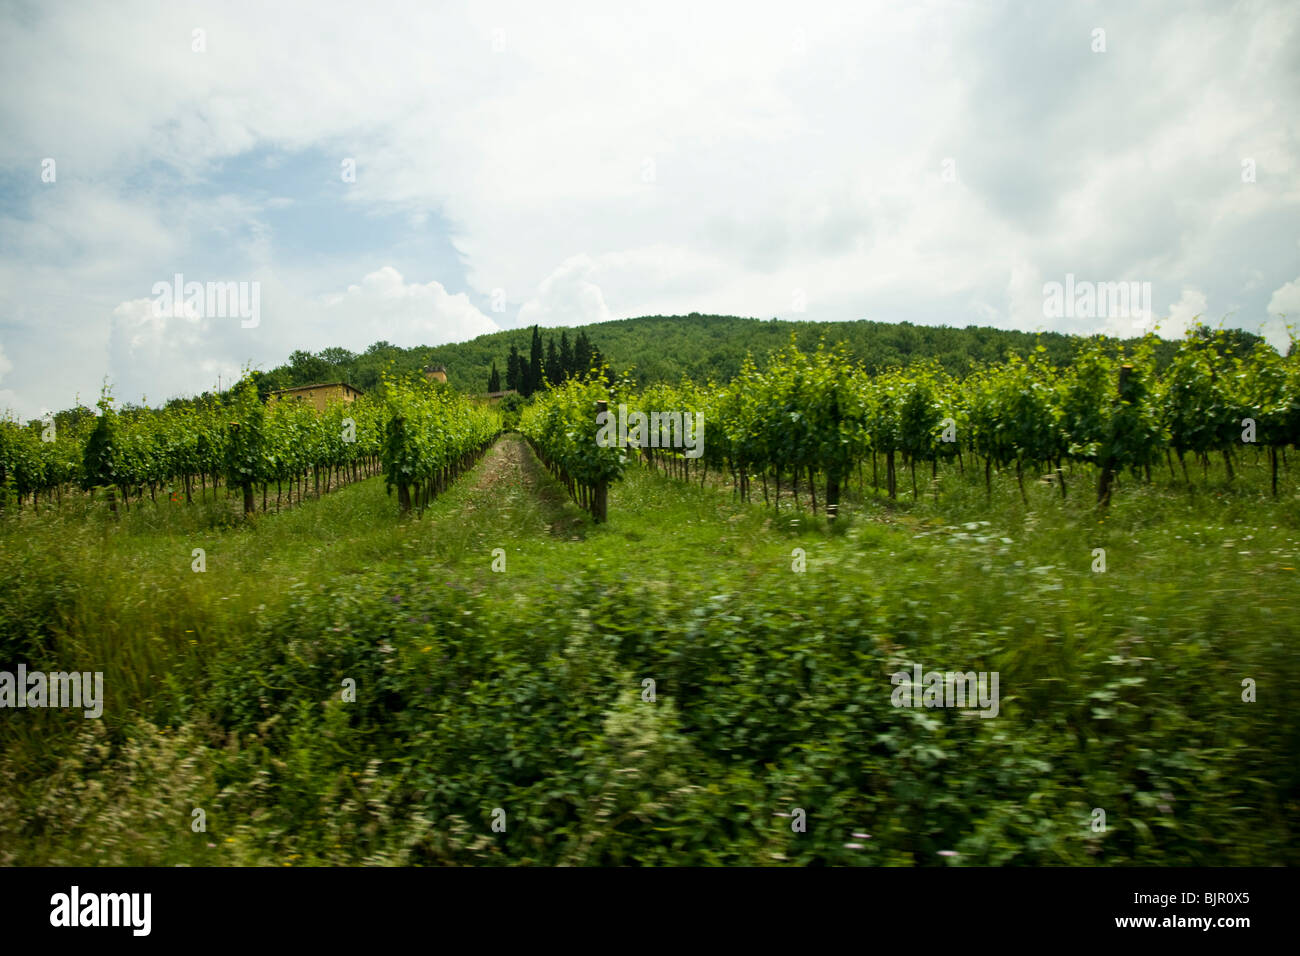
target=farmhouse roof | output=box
[271,382,363,395]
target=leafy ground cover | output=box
[1,435,1296,865]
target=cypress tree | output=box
[506,345,521,392]
[546,337,561,386]
[559,331,574,382]
[527,325,544,396]
[573,331,593,379]
[488,361,501,393]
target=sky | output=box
[1,0,1297,420]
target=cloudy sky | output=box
[1,0,1297,419]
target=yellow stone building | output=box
[269,382,364,412]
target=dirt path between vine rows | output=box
[462,433,587,538]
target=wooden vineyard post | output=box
[230,422,255,516]
[593,400,609,522]
[393,415,412,514]
[825,388,842,520]
[1097,364,1132,508]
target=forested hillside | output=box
[251,314,1253,401]
[17,317,1268,426]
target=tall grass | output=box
[1,438,1296,865]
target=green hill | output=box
[249,314,1257,402]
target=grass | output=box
[1,437,1297,865]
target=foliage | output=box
[2,448,1296,866]
[519,371,628,491]
[379,370,500,513]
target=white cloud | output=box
[0,342,18,419]
[517,255,612,328]
[100,267,499,405]
[319,266,499,344]
[1262,277,1300,350]
[108,297,242,404]
[1,0,1298,416]
[1266,276,1300,319]
[1157,289,1209,342]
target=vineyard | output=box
[0,372,500,518]
[379,372,500,514]
[2,327,1298,868]
[519,375,624,520]
[522,330,1300,519]
[8,329,1293,524]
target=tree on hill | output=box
[488,362,501,393]
[526,325,544,396]
[318,347,357,381]
[559,332,573,383]
[287,349,330,385]
[506,345,521,392]
[546,337,561,386]
[573,331,593,377]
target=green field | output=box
[1,433,1296,866]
